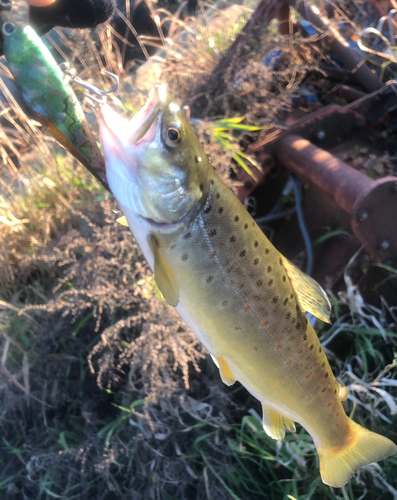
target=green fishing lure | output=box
[0,0,110,190]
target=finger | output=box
[29,0,57,6]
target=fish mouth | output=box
[128,85,167,145]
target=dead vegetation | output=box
[1,0,397,499]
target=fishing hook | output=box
[73,71,119,104]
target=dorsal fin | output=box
[150,234,179,307]
[281,256,331,324]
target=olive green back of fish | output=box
[1,7,108,189]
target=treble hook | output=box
[73,70,119,104]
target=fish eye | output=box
[163,122,183,147]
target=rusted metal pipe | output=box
[287,0,382,93]
[276,134,397,261]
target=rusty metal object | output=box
[250,83,397,154]
[276,134,397,261]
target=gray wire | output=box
[290,174,313,276]
[255,175,313,276]
[255,206,296,225]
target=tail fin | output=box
[318,419,397,488]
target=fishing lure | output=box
[0,0,112,190]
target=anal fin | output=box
[262,405,296,440]
[211,355,236,386]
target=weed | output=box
[1,1,397,499]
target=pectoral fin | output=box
[262,405,296,440]
[211,355,236,386]
[150,234,179,307]
[281,256,331,323]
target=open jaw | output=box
[127,86,165,145]
[98,85,167,154]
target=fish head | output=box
[99,85,211,224]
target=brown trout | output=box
[98,85,397,487]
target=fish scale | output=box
[98,85,397,487]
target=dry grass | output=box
[1,1,397,499]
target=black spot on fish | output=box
[209,229,217,237]
[268,279,273,286]
[252,221,255,227]
[210,179,214,185]
[253,258,259,265]
[267,266,272,273]
[290,293,294,299]
[240,250,246,257]
[216,193,220,199]
[325,373,329,379]
[210,250,216,258]
[204,205,212,214]
[286,312,291,320]
[319,347,322,353]
[272,296,278,304]
[310,344,314,350]
[200,183,204,190]
[244,223,248,229]
[235,215,239,222]
[322,362,326,367]
[254,241,258,247]
[183,232,192,240]
[235,326,242,331]
[230,235,236,243]
[296,323,301,330]
[279,258,283,265]
[181,254,188,261]
[283,275,286,282]
[207,276,213,283]
[265,249,270,255]
[222,300,228,306]
[256,279,263,287]
[283,298,288,305]
[334,389,337,394]
[218,207,224,214]
[303,334,307,340]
